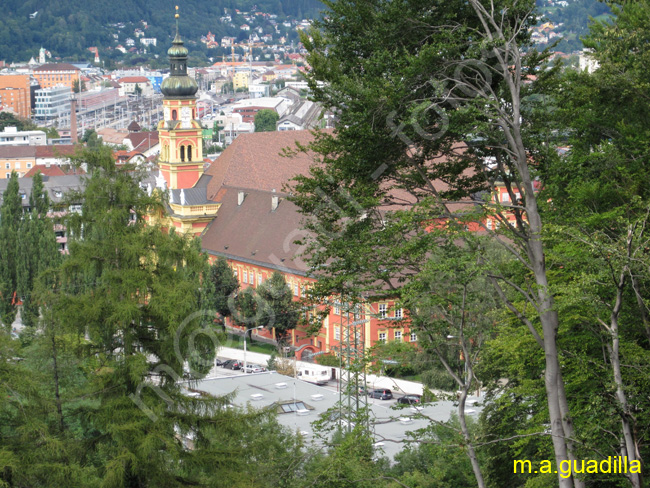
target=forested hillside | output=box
[1,0,322,63]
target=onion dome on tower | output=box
[160,8,198,99]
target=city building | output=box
[0,74,32,119]
[276,100,323,131]
[149,25,415,360]
[117,76,154,97]
[32,63,81,90]
[34,86,71,122]
[232,97,290,123]
[0,144,78,179]
[232,70,251,90]
[153,25,219,235]
[0,127,47,146]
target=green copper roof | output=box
[167,33,188,57]
[161,31,197,98]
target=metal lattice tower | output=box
[335,296,370,432]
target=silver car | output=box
[243,364,266,374]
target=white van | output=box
[297,366,330,385]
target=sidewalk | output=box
[217,346,426,396]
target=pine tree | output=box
[256,271,300,346]
[202,256,239,325]
[16,172,60,327]
[0,172,22,326]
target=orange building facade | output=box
[0,75,31,119]
[32,63,81,90]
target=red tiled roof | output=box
[24,164,85,177]
[34,63,81,72]
[126,131,159,152]
[204,130,323,202]
[201,187,310,274]
[34,145,79,158]
[118,76,150,83]
[24,165,66,177]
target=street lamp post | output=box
[244,326,265,373]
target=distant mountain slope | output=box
[2,0,322,63]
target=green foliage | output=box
[255,272,301,344]
[80,129,101,147]
[202,256,239,323]
[389,415,480,488]
[0,0,324,63]
[72,78,86,93]
[315,353,340,367]
[16,172,61,327]
[254,109,279,132]
[233,273,300,345]
[0,112,38,132]
[0,146,310,487]
[0,173,22,326]
[302,429,386,487]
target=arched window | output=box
[187,145,192,161]
[180,145,185,162]
[172,109,177,120]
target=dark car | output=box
[370,388,393,400]
[221,359,242,370]
[397,394,422,405]
[215,358,224,367]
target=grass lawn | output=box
[227,336,281,355]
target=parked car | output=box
[243,363,266,373]
[397,394,422,405]
[370,388,393,400]
[221,359,242,370]
[215,358,224,367]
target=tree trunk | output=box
[458,365,486,488]
[51,331,65,433]
[605,271,642,488]
[556,370,586,488]
[514,134,574,488]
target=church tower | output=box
[158,8,203,190]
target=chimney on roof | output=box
[70,98,78,144]
[238,190,245,206]
[271,194,279,212]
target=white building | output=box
[0,127,47,146]
[34,86,71,122]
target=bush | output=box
[267,353,277,371]
[316,354,340,367]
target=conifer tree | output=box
[16,172,60,327]
[0,172,22,326]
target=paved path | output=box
[214,346,431,396]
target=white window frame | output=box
[410,332,417,342]
[242,269,248,284]
[395,308,402,319]
[378,332,386,342]
[334,326,340,340]
[394,330,402,342]
[378,303,387,319]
